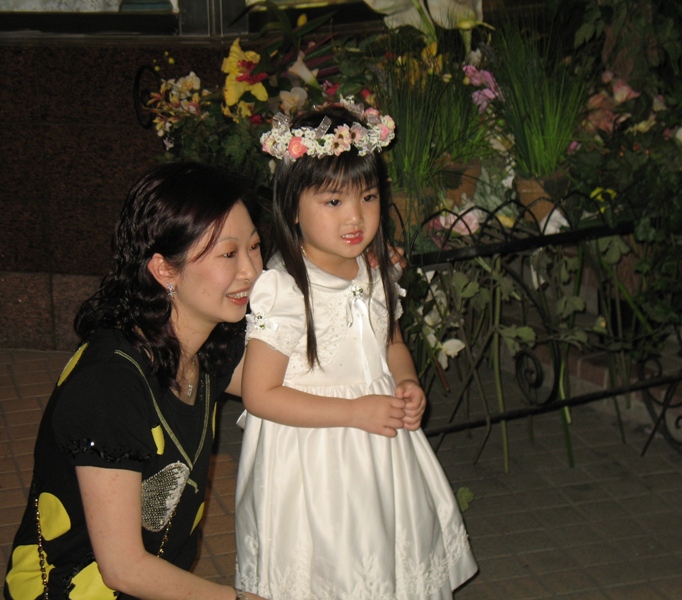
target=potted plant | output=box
[367,33,454,239]
[489,19,587,223]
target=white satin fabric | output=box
[235,255,478,599]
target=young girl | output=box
[4,163,265,600]
[235,101,478,598]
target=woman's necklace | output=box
[178,355,198,399]
[185,355,197,398]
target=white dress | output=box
[235,255,478,599]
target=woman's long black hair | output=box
[75,162,258,390]
[271,105,398,368]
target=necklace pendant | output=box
[186,383,194,397]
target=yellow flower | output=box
[590,187,617,213]
[222,100,254,121]
[221,38,268,108]
[421,42,443,75]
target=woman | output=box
[4,163,265,600]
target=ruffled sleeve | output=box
[246,267,306,357]
[52,360,155,471]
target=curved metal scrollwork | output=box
[638,357,682,456]
[515,349,548,406]
[133,65,161,129]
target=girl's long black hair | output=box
[271,105,398,367]
[75,162,257,390]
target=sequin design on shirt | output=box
[141,461,190,532]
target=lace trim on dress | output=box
[236,521,472,600]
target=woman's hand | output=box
[394,379,426,431]
[351,394,407,437]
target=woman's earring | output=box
[167,283,177,298]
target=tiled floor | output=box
[2,348,682,599]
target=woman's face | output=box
[171,201,263,337]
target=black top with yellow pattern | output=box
[4,328,240,599]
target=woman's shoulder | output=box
[58,328,152,394]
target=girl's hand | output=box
[352,394,406,437]
[395,379,426,431]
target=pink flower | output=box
[330,126,352,155]
[601,70,615,84]
[288,136,308,159]
[450,211,480,236]
[261,135,275,153]
[612,79,640,105]
[429,209,480,242]
[463,65,498,93]
[349,123,367,144]
[585,92,616,134]
[323,81,340,98]
[479,70,498,92]
[361,88,376,104]
[463,65,484,86]
[375,124,391,141]
[472,88,497,113]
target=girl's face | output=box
[297,183,381,278]
[171,201,263,337]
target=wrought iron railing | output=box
[398,189,682,463]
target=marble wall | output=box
[0,40,229,350]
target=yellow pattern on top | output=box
[192,502,205,534]
[57,342,88,386]
[70,561,117,599]
[6,544,54,599]
[38,492,71,541]
[151,425,165,455]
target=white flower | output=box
[442,338,465,357]
[280,86,308,115]
[674,127,682,148]
[288,52,320,89]
[426,333,466,369]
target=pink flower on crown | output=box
[288,137,308,159]
[331,126,352,155]
[262,135,276,154]
[349,123,367,143]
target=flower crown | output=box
[260,97,396,162]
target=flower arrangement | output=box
[145,7,348,191]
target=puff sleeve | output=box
[245,268,306,357]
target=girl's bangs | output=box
[306,153,379,193]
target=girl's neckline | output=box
[302,253,362,282]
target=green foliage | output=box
[456,487,475,512]
[491,19,587,180]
